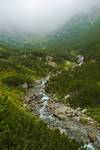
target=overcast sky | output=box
[0,0,100,34]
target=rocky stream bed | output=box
[24,74,100,150]
[23,54,99,150]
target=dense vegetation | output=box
[46,46,100,123]
[0,46,83,150]
[0,93,81,150]
[46,60,100,106]
[45,14,100,124]
[46,70,100,123]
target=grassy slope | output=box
[0,89,80,150]
[0,46,81,150]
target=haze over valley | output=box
[0,1,100,150]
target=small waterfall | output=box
[77,55,84,66]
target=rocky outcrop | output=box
[88,132,97,142]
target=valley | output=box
[0,6,100,150]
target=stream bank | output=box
[24,74,100,150]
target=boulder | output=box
[64,95,71,99]
[81,109,87,114]
[21,83,28,89]
[58,127,66,134]
[89,121,95,126]
[88,132,97,142]
[53,111,67,120]
[67,113,72,117]
[74,116,80,122]
[76,107,81,111]
[23,104,27,108]
[56,105,68,114]
[24,95,30,103]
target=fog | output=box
[0,0,100,34]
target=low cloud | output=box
[0,0,100,34]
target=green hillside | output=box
[0,46,82,150]
[45,17,100,123]
[45,16,100,52]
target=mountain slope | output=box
[42,7,100,53]
[43,7,100,124]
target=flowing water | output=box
[25,75,100,150]
[25,56,99,150]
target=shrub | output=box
[2,75,26,87]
